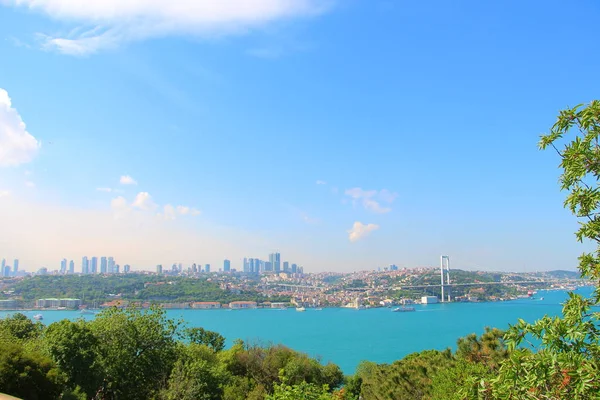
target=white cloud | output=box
[190,208,201,216]
[8,0,333,55]
[132,192,157,211]
[25,181,35,188]
[344,187,397,214]
[119,175,137,185]
[0,88,41,167]
[0,190,10,198]
[347,221,379,242]
[316,180,327,185]
[96,187,112,192]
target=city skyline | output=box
[1,1,599,272]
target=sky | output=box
[1,0,599,273]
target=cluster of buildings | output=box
[0,258,19,277]
[242,252,304,275]
[77,256,130,275]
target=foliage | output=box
[476,100,600,398]
[186,326,226,352]
[266,380,332,400]
[88,306,181,400]
[0,312,43,341]
[0,340,64,400]
[160,343,227,400]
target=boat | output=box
[296,307,306,312]
[392,306,416,313]
[315,307,323,311]
[80,309,96,315]
[33,314,43,320]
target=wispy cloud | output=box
[347,221,379,242]
[96,187,113,193]
[0,88,41,167]
[132,192,157,211]
[0,190,10,198]
[344,187,397,214]
[7,0,334,55]
[119,175,137,185]
[316,180,327,185]
[25,181,35,188]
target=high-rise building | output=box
[81,256,89,274]
[205,264,210,273]
[123,264,130,273]
[291,263,297,274]
[13,259,19,275]
[3,265,10,277]
[269,252,281,273]
[90,257,98,274]
[265,261,273,272]
[223,259,231,272]
[60,258,67,274]
[69,260,75,274]
[243,257,249,273]
[156,264,163,274]
[1,259,6,276]
[192,263,198,273]
[100,257,108,274]
[37,267,48,275]
[283,261,289,273]
[107,257,115,274]
[114,264,120,274]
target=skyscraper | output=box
[90,257,98,274]
[243,257,249,273]
[123,264,130,273]
[283,261,289,273]
[13,259,19,275]
[114,264,120,274]
[82,256,89,274]
[107,257,115,274]
[60,258,67,274]
[205,264,210,273]
[100,257,108,274]
[269,252,281,273]
[291,263,297,274]
[1,259,5,276]
[69,260,75,274]
[223,259,231,272]
[156,264,163,274]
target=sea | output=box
[1,287,593,374]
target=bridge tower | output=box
[440,255,451,302]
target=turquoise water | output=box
[1,287,592,374]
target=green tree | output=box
[185,327,226,352]
[160,343,227,400]
[89,306,181,400]
[0,341,64,400]
[0,313,43,341]
[483,101,600,398]
[44,319,101,396]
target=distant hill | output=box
[540,270,581,279]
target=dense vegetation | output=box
[6,274,289,306]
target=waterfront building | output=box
[69,260,75,274]
[191,302,221,309]
[224,259,231,272]
[421,296,439,304]
[0,300,18,309]
[229,301,257,309]
[37,298,82,309]
[100,257,108,274]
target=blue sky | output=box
[1,0,599,272]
